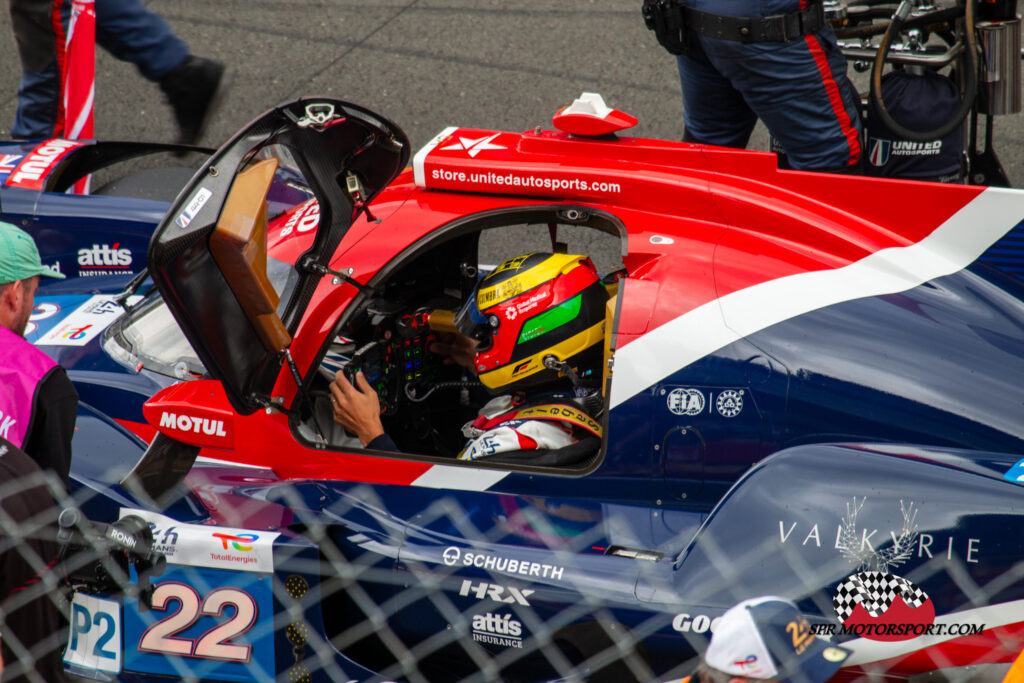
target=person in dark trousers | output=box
[0,221,76,489]
[0,436,66,683]
[670,596,851,683]
[645,0,862,172]
[8,0,227,144]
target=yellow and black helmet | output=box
[455,253,609,393]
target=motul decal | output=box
[610,189,1024,410]
[4,139,82,189]
[154,409,235,448]
[159,411,229,437]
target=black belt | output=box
[685,3,826,43]
[643,1,826,55]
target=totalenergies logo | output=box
[733,655,759,671]
[59,324,94,340]
[212,532,259,551]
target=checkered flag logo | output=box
[833,571,930,621]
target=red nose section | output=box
[143,379,236,449]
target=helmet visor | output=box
[452,290,493,348]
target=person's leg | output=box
[9,0,66,138]
[94,0,187,80]
[93,0,227,145]
[702,30,862,170]
[93,0,188,80]
[12,65,62,139]
[676,40,757,148]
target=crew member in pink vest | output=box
[0,221,77,488]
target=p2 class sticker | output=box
[64,593,122,674]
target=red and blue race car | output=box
[8,95,1024,682]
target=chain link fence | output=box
[3,450,1023,683]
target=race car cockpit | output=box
[300,217,623,466]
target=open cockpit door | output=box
[146,98,409,414]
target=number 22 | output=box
[138,582,257,662]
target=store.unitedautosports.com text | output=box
[431,167,622,193]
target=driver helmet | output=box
[455,252,609,393]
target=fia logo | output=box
[667,388,704,416]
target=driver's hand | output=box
[329,370,386,446]
[430,331,479,372]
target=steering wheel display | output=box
[342,309,443,416]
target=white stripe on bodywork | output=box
[842,598,1024,665]
[412,464,510,491]
[413,126,457,187]
[610,187,1024,409]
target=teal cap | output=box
[0,220,65,284]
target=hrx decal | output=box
[458,580,533,606]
